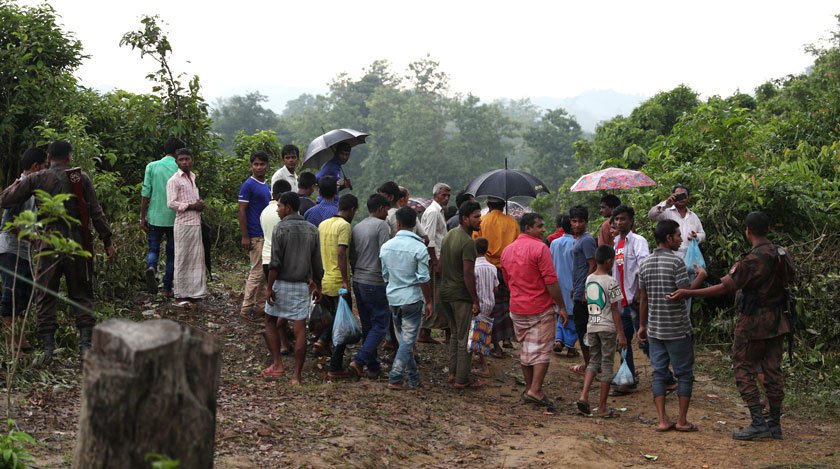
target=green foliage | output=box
[0,1,84,185]
[0,419,36,469]
[145,452,181,469]
[523,108,583,190]
[211,92,279,150]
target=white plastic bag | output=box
[331,290,361,345]
[612,348,634,386]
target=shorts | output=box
[586,331,617,382]
[265,280,309,321]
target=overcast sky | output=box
[20,0,840,111]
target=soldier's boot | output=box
[767,405,783,440]
[3,316,33,352]
[39,332,55,366]
[79,327,93,364]
[733,404,772,441]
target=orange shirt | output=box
[473,210,519,268]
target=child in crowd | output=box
[472,238,498,377]
[576,245,627,418]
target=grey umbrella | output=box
[301,128,369,171]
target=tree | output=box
[0,1,84,185]
[211,92,279,150]
[523,108,583,190]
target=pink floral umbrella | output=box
[570,167,656,192]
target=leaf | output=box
[643,454,659,461]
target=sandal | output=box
[656,422,677,432]
[524,393,558,412]
[576,400,591,415]
[387,382,408,391]
[453,379,487,390]
[564,347,580,358]
[348,362,364,380]
[594,409,619,419]
[675,422,699,432]
[239,309,263,324]
[261,366,285,380]
[569,364,587,376]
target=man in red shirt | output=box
[501,213,569,412]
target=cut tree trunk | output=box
[73,319,220,469]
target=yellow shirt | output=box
[319,216,351,296]
[473,210,520,268]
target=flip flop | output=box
[387,383,408,391]
[261,366,285,380]
[594,409,619,419]
[569,364,587,376]
[524,394,558,413]
[675,423,699,432]
[453,379,487,390]
[656,422,677,432]
[576,400,591,415]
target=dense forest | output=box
[1,2,838,403]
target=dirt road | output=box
[8,285,839,468]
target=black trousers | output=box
[33,254,95,335]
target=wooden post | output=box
[73,319,220,469]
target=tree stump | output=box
[73,319,220,469]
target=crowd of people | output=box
[0,137,795,440]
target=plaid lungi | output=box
[491,272,514,341]
[511,307,556,366]
[265,280,310,321]
[173,224,207,299]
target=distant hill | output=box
[532,90,646,133]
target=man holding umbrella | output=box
[316,142,352,191]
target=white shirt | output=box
[259,200,281,264]
[612,231,650,304]
[648,202,705,258]
[270,166,297,191]
[420,200,448,252]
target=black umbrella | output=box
[465,161,550,201]
[301,128,369,171]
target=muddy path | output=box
[4,278,838,468]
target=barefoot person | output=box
[576,245,626,418]
[669,211,794,441]
[637,220,707,432]
[472,237,498,377]
[501,213,569,412]
[265,192,323,385]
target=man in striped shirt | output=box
[637,220,706,432]
[166,148,207,300]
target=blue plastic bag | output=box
[612,348,634,386]
[332,289,361,345]
[684,239,706,276]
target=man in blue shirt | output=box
[304,176,339,227]
[315,142,352,191]
[379,206,433,390]
[570,205,597,376]
[238,151,272,322]
[550,215,577,356]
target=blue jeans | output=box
[0,253,32,318]
[146,225,174,291]
[389,301,423,386]
[649,334,695,397]
[352,282,390,372]
[620,306,639,386]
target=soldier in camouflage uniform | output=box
[670,211,794,441]
[0,141,114,365]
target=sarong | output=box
[511,307,556,366]
[173,224,207,299]
[491,271,514,342]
